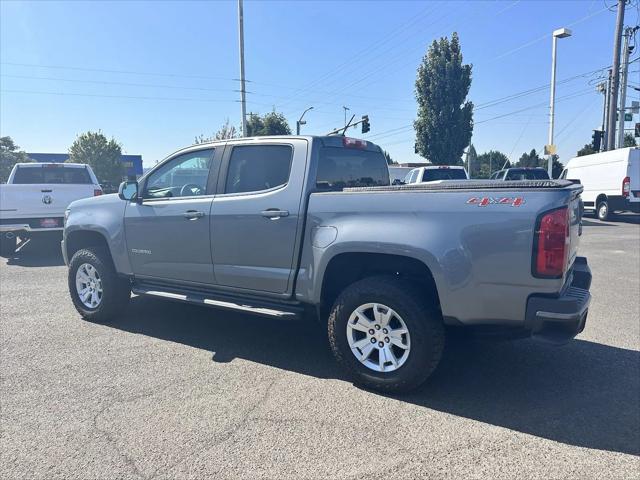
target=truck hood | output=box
[68,193,122,210]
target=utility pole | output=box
[237,0,247,137]
[606,0,626,150]
[618,26,637,148]
[603,70,613,151]
[547,28,571,178]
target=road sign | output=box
[544,144,557,155]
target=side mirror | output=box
[118,181,139,201]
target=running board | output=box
[131,282,304,320]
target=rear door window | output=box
[13,166,93,184]
[225,145,293,194]
[317,147,390,189]
[505,169,549,180]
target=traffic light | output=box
[591,129,603,152]
[361,115,370,134]
[635,122,640,138]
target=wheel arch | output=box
[319,252,441,318]
[65,230,115,268]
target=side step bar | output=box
[131,282,304,320]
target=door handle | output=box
[183,210,205,220]
[261,209,289,219]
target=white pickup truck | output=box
[0,162,102,257]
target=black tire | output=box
[328,276,444,393]
[68,246,130,322]
[0,235,17,258]
[597,200,609,221]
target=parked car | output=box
[561,147,639,221]
[404,165,469,183]
[0,162,102,257]
[388,166,413,185]
[63,136,591,393]
[490,167,550,181]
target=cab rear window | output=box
[421,168,467,182]
[316,147,390,189]
[13,166,93,184]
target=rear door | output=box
[124,147,221,284]
[211,139,308,295]
[627,149,640,204]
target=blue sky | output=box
[1,0,639,167]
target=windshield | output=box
[12,166,93,184]
[504,169,549,180]
[421,168,467,182]
[317,147,390,189]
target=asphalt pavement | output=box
[1,216,639,479]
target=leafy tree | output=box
[623,132,638,148]
[67,131,124,184]
[475,150,510,178]
[577,144,596,157]
[383,150,396,165]
[517,148,543,168]
[247,110,291,136]
[414,32,473,165]
[0,136,31,183]
[195,118,240,144]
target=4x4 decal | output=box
[467,197,525,207]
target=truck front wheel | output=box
[328,276,444,393]
[68,247,131,322]
[597,199,610,221]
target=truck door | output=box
[210,139,308,295]
[124,147,221,284]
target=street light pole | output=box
[342,106,350,126]
[547,27,571,178]
[296,106,314,135]
[237,0,247,137]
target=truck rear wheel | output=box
[597,199,610,221]
[0,234,17,258]
[68,247,130,322]
[328,276,444,393]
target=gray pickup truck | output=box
[63,136,592,392]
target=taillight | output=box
[622,176,630,197]
[94,189,103,196]
[533,207,569,278]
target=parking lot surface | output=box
[1,216,639,479]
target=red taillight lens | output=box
[622,176,630,197]
[534,207,569,278]
[94,189,103,196]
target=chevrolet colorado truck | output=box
[0,162,102,257]
[62,136,592,392]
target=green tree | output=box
[517,148,543,168]
[247,110,291,136]
[414,32,473,165]
[475,150,510,178]
[195,118,239,144]
[383,150,396,165]
[0,136,32,183]
[67,131,124,184]
[623,132,638,148]
[577,144,596,157]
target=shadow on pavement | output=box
[4,235,65,267]
[582,214,639,227]
[108,296,639,457]
[581,219,618,227]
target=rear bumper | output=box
[525,256,592,344]
[0,224,63,234]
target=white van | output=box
[561,147,639,220]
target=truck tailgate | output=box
[0,184,97,219]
